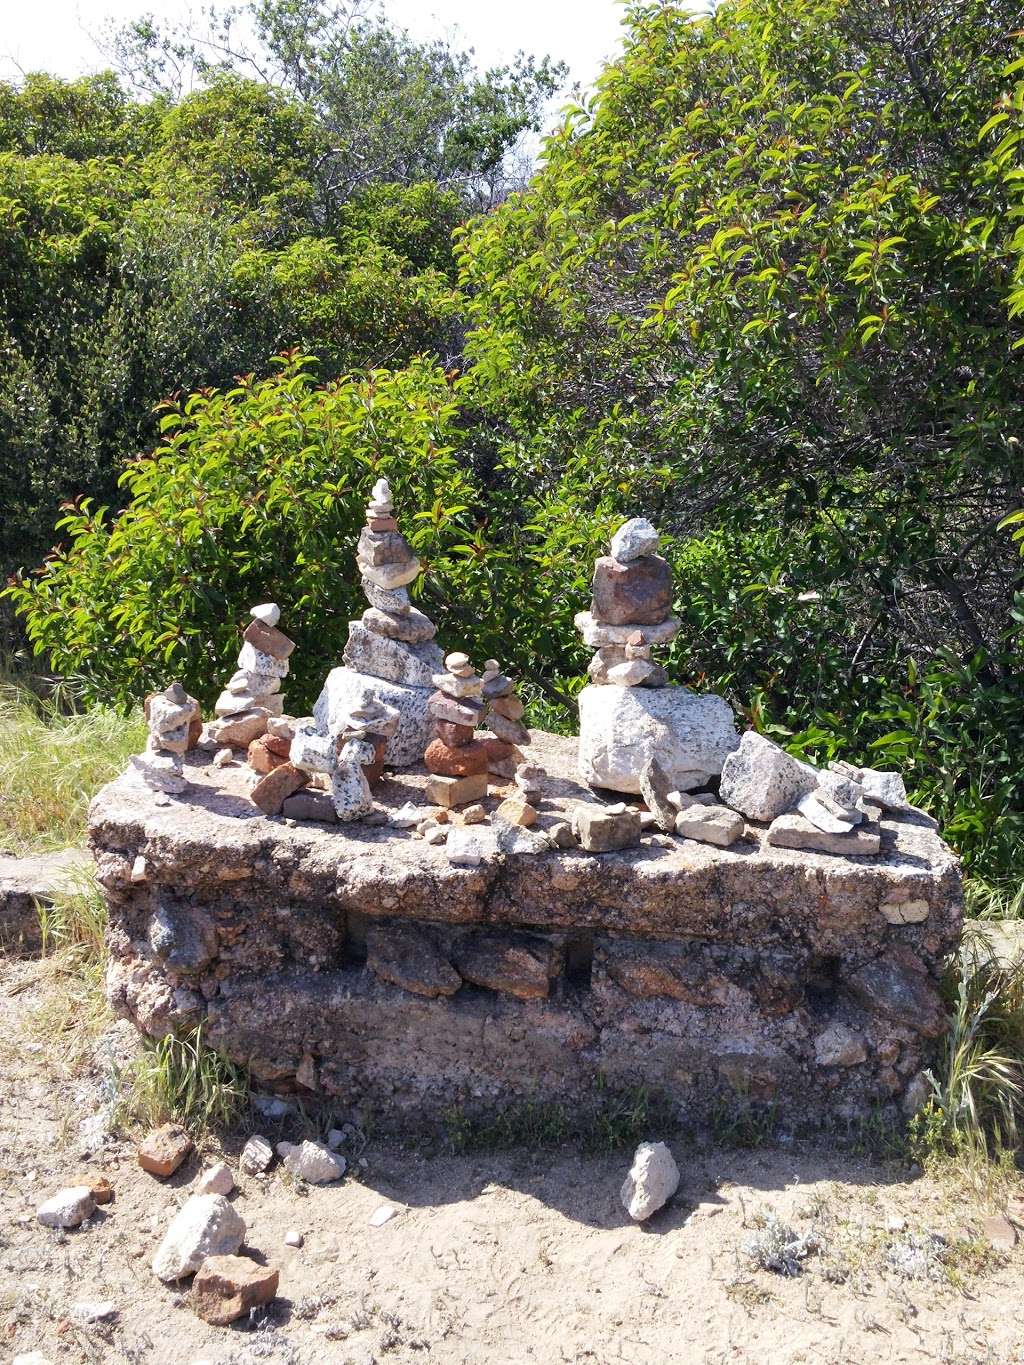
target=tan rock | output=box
[424,738,489,777]
[490,693,525,721]
[250,763,307,816]
[138,1123,193,1178]
[572,805,641,853]
[70,1173,114,1205]
[191,1254,279,1325]
[424,771,489,809]
[494,794,537,828]
[767,812,881,857]
[674,804,744,847]
[454,933,560,1000]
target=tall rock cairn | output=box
[342,478,443,687]
[574,519,679,687]
[210,603,295,748]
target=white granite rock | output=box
[250,602,280,625]
[620,1141,680,1221]
[195,1162,235,1196]
[578,684,738,796]
[856,767,910,811]
[343,621,443,688]
[814,1023,867,1067]
[151,1194,245,1282]
[290,725,337,774]
[240,1134,274,1174]
[276,1140,346,1184]
[362,605,436,643]
[313,667,433,766]
[237,642,290,678]
[610,517,660,563]
[360,577,410,613]
[574,611,680,648]
[796,791,858,834]
[215,690,284,718]
[674,803,744,847]
[36,1185,96,1229]
[129,752,187,794]
[767,812,881,857]
[718,731,817,822]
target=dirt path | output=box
[1,955,1022,1365]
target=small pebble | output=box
[369,1205,398,1227]
[284,1229,304,1248]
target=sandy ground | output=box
[2,955,1023,1365]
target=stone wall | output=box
[90,731,963,1133]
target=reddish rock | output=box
[138,1123,193,1178]
[455,933,561,1000]
[367,515,398,532]
[428,691,483,727]
[591,553,673,625]
[192,1254,279,1325]
[242,618,295,659]
[250,763,307,816]
[366,924,461,998]
[362,734,387,788]
[71,1173,114,1205]
[435,720,476,748]
[247,734,292,774]
[187,714,203,750]
[489,693,525,721]
[424,738,489,777]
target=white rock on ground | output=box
[151,1194,246,1282]
[70,1300,117,1324]
[240,1134,275,1174]
[620,1141,680,1221]
[13,1353,54,1365]
[796,790,858,834]
[195,1162,235,1196]
[36,1186,96,1229]
[718,731,818,822]
[578,684,739,796]
[276,1140,347,1184]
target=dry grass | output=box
[0,683,145,854]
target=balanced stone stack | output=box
[131,681,200,793]
[575,518,679,688]
[424,653,490,809]
[480,658,531,778]
[209,604,294,749]
[312,479,443,766]
[576,518,739,795]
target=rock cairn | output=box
[210,603,294,749]
[424,653,489,808]
[574,518,679,687]
[310,479,443,766]
[131,681,200,793]
[343,478,443,689]
[289,696,400,822]
[475,658,530,779]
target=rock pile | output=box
[289,696,400,822]
[209,603,294,749]
[130,681,201,794]
[576,518,739,795]
[575,517,679,688]
[480,658,531,777]
[425,653,490,808]
[311,479,443,766]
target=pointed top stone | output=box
[165,680,188,703]
[610,518,660,563]
[371,478,392,506]
[250,603,281,626]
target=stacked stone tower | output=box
[210,604,294,748]
[311,479,443,765]
[576,517,739,795]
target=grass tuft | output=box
[115,1025,250,1135]
[0,683,145,854]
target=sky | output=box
[0,1,636,99]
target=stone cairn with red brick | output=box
[209,603,295,749]
[574,518,680,686]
